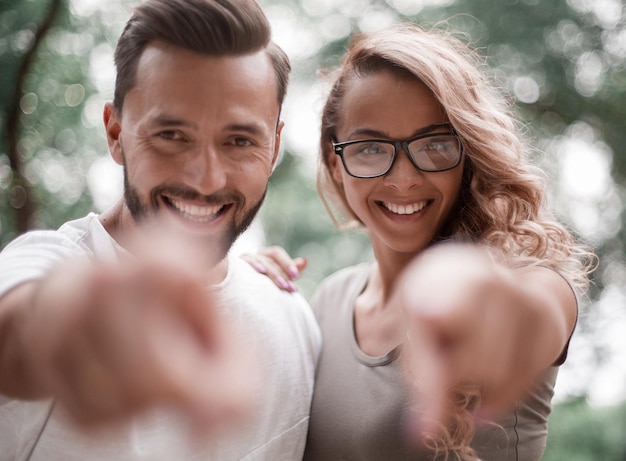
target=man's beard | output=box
[122,166,266,264]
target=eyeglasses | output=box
[332,127,463,179]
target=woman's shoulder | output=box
[312,262,371,304]
[320,262,371,289]
[310,263,371,322]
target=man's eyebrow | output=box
[147,119,268,136]
[224,123,267,136]
[149,116,197,129]
[348,122,452,140]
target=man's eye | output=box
[231,137,253,147]
[158,130,182,140]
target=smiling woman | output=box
[243,22,595,461]
[322,69,464,257]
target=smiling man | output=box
[0,1,320,460]
[105,41,281,279]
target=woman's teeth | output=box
[382,201,427,215]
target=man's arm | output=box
[0,255,258,429]
[0,281,46,398]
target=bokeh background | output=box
[1,0,625,458]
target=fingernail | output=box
[288,265,300,279]
[254,263,267,274]
[277,276,289,290]
[287,281,298,292]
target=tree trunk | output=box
[5,0,62,233]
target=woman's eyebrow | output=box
[347,122,451,140]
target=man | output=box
[0,0,321,459]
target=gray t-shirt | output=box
[304,263,558,461]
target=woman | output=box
[244,22,593,460]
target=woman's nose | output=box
[383,148,424,189]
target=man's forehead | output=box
[133,43,278,99]
[137,42,272,77]
[125,45,280,124]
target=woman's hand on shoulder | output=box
[240,246,307,293]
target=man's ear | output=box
[103,102,123,165]
[271,120,284,171]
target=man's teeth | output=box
[383,201,427,215]
[169,199,222,222]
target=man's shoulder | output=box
[225,255,273,287]
[0,213,109,298]
[55,213,102,245]
[223,255,322,353]
[2,213,100,254]
[225,256,310,307]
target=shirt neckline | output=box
[349,263,401,367]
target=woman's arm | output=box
[395,242,577,432]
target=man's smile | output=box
[162,195,230,223]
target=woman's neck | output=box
[370,249,418,304]
[353,252,416,357]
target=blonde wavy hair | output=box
[317,22,595,460]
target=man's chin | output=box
[128,207,227,262]
[122,180,264,269]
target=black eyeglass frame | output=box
[332,125,464,179]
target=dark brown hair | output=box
[113,0,290,110]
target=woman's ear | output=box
[103,102,123,165]
[326,143,344,185]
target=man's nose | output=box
[183,147,228,195]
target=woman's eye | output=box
[425,141,449,151]
[357,143,386,155]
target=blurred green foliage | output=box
[1,0,104,245]
[544,398,626,461]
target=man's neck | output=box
[206,257,229,286]
[99,199,230,286]
[98,199,129,246]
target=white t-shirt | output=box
[0,213,321,461]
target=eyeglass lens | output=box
[341,134,461,177]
